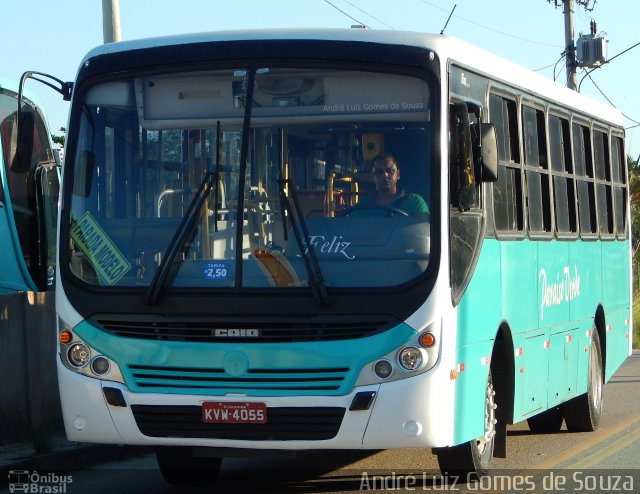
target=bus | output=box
[52,29,632,484]
[0,75,62,293]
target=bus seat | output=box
[253,249,299,287]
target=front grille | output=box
[91,314,393,342]
[128,364,349,392]
[131,405,345,440]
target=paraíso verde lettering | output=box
[539,265,581,320]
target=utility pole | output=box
[563,0,577,90]
[102,0,121,44]
[549,0,597,90]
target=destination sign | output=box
[70,211,132,286]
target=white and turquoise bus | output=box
[53,29,632,484]
[0,75,63,293]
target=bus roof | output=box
[0,76,53,125]
[0,76,19,93]
[80,29,623,127]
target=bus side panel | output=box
[499,239,540,422]
[569,240,603,396]
[453,239,501,444]
[537,241,578,409]
[0,201,32,293]
[601,239,632,380]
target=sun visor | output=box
[133,70,430,130]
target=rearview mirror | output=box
[474,123,498,182]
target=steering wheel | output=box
[339,204,409,217]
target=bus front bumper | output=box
[57,357,454,450]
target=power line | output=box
[578,40,640,91]
[532,62,557,72]
[417,0,561,48]
[340,0,395,29]
[582,72,640,131]
[553,55,566,81]
[585,72,614,106]
[323,0,368,28]
[326,0,562,48]
[576,40,640,130]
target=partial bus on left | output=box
[0,76,60,293]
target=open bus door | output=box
[0,73,69,292]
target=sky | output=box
[4,0,639,161]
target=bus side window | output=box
[610,135,627,238]
[522,105,551,234]
[593,129,614,237]
[489,94,523,233]
[573,122,597,236]
[450,101,498,212]
[0,104,13,205]
[549,114,577,235]
[449,102,477,211]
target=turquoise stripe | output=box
[73,320,416,397]
[453,237,630,444]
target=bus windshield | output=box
[67,67,433,291]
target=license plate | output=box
[202,401,267,424]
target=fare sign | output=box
[202,402,267,424]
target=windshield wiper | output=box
[144,172,217,306]
[278,177,330,307]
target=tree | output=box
[51,127,65,147]
[629,154,640,291]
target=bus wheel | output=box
[434,371,496,477]
[156,446,222,486]
[526,406,563,433]
[562,329,603,432]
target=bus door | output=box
[0,73,66,292]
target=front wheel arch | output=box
[433,369,496,477]
[490,323,514,458]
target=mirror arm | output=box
[20,71,73,102]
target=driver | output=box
[364,153,429,217]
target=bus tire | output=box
[526,406,563,433]
[156,446,222,486]
[562,329,603,432]
[434,371,496,477]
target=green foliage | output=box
[634,290,640,349]
[51,127,65,147]
[630,155,640,294]
[626,154,640,348]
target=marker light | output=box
[68,343,91,367]
[399,347,423,370]
[59,330,73,345]
[374,360,393,379]
[419,332,436,348]
[91,356,110,375]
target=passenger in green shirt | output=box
[350,153,429,218]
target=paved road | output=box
[4,352,640,493]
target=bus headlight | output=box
[354,321,441,387]
[399,347,424,370]
[58,319,125,383]
[91,356,111,375]
[373,359,393,379]
[68,343,91,367]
